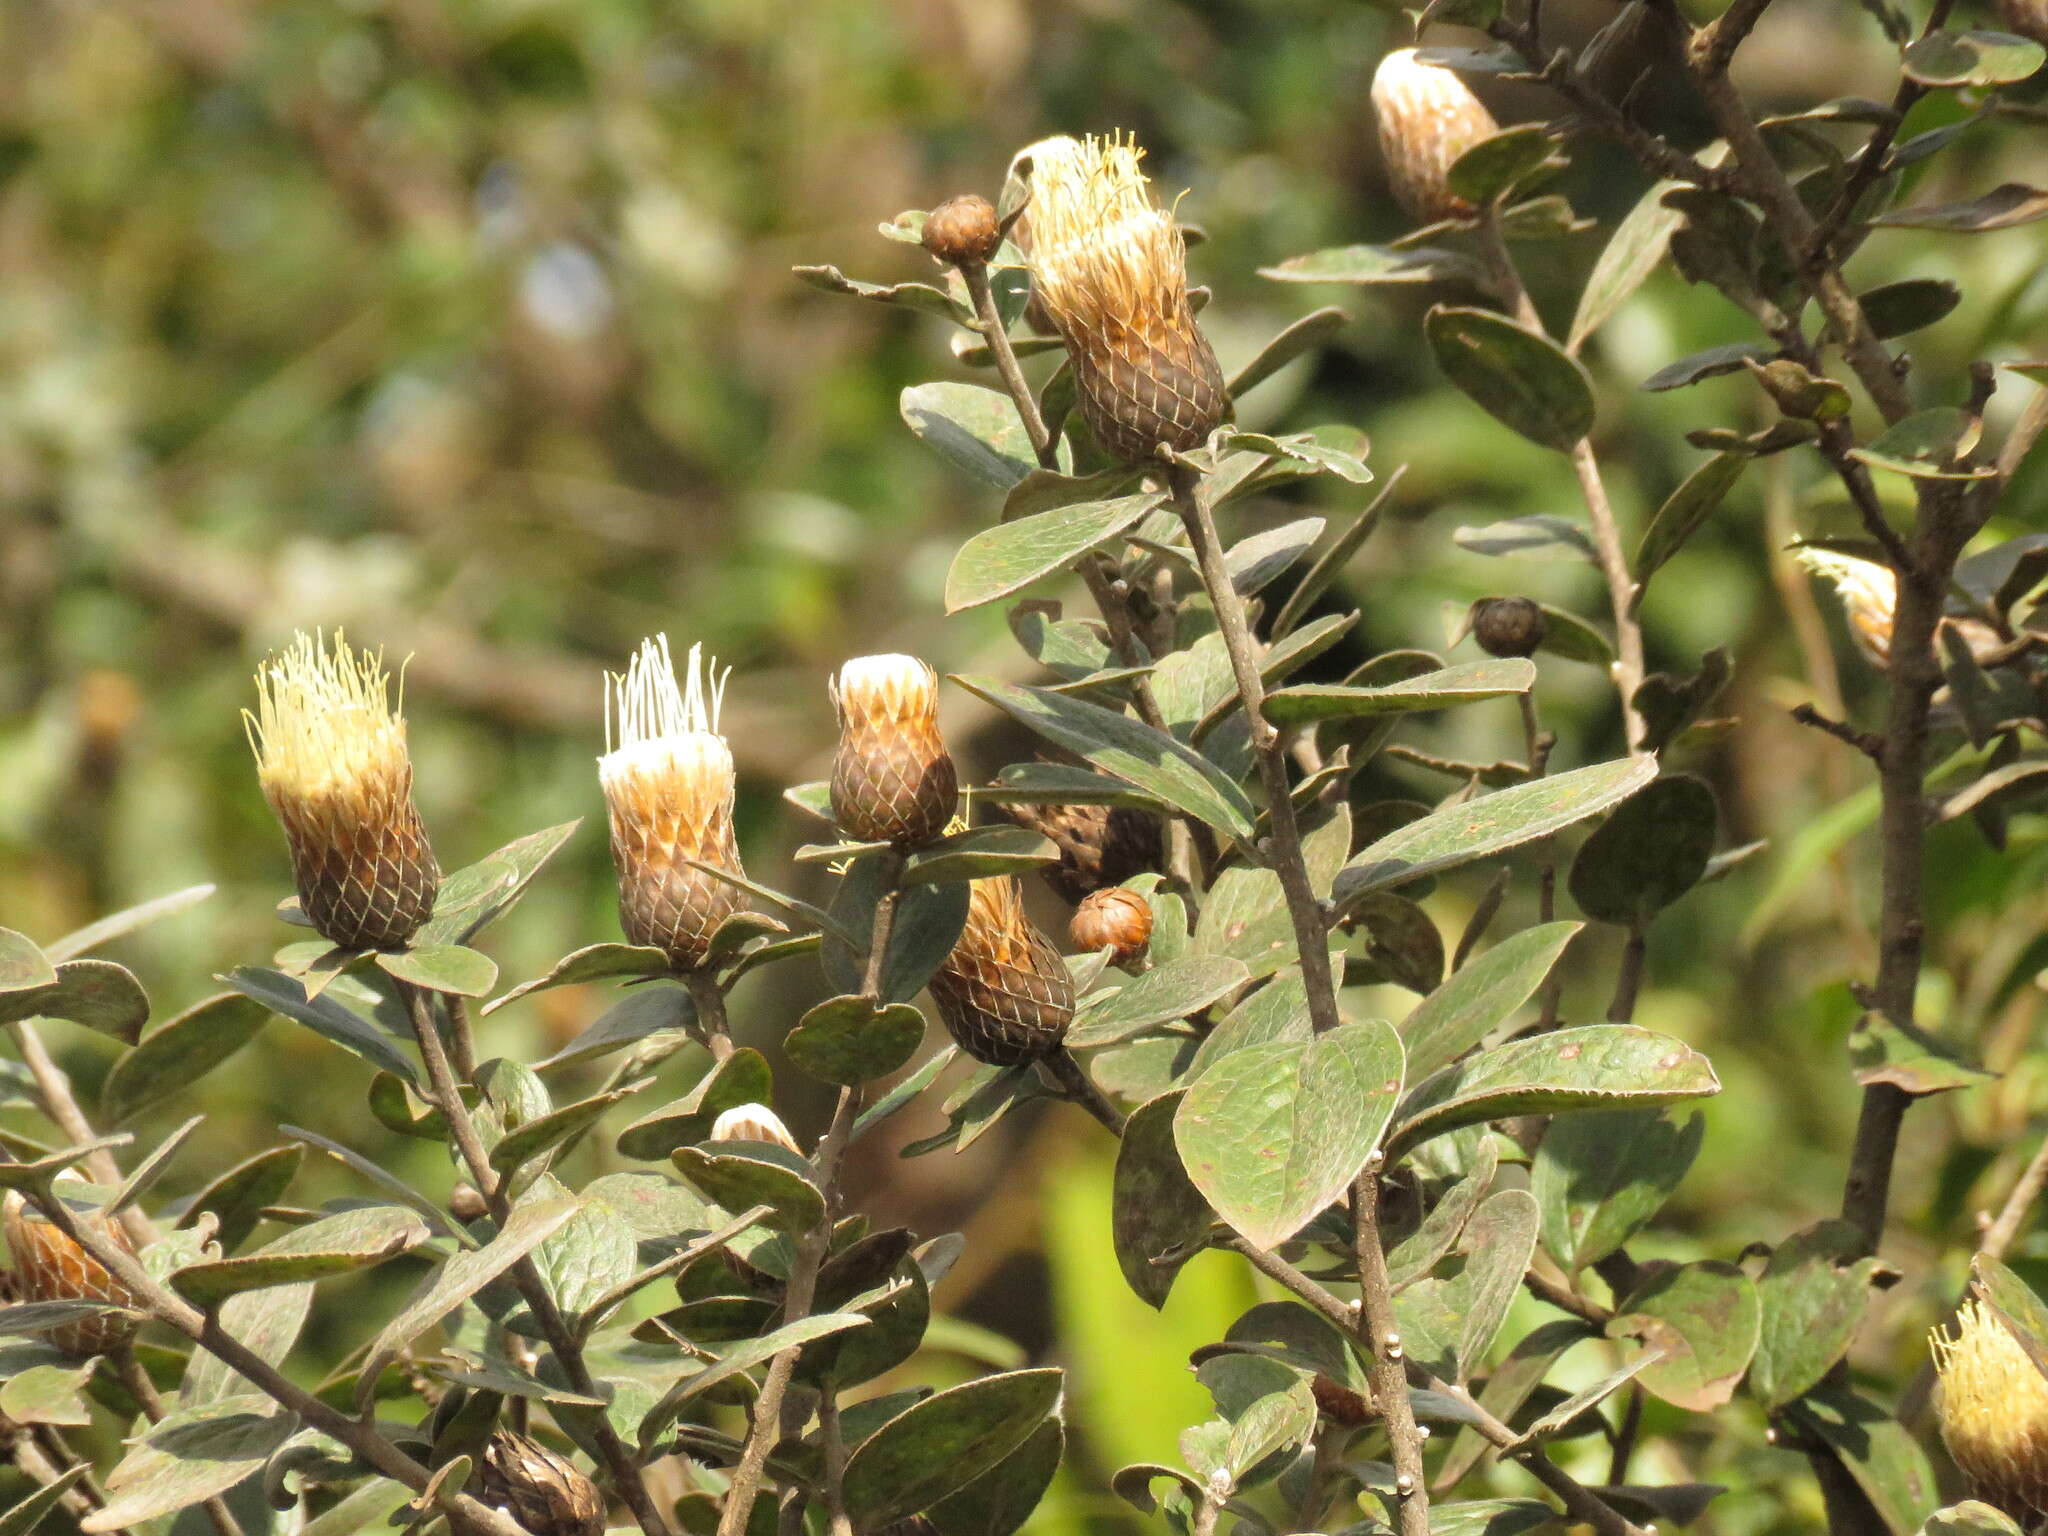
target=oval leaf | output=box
[1426,306,1596,452]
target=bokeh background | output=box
[4,0,2048,1528]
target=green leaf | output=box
[375,943,497,997]
[1226,517,1328,597]
[1788,1386,1938,1534]
[671,1145,824,1230]
[1408,1501,1557,1536]
[1259,244,1487,287]
[1265,659,1533,725]
[1570,170,1698,351]
[356,1195,585,1412]
[1447,125,1564,205]
[1188,971,1311,1080]
[1921,1505,2028,1536]
[1641,341,1777,392]
[0,929,57,994]
[1401,922,1582,1080]
[1749,1219,1896,1409]
[47,885,216,962]
[417,820,580,946]
[1351,892,1446,993]
[1902,28,2045,85]
[1389,1024,1719,1160]
[1111,1091,1213,1308]
[182,1280,313,1404]
[1453,512,1596,561]
[1635,453,1748,591]
[955,676,1257,840]
[490,1082,645,1178]
[1174,1019,1405,1249]
[945,493,1166,613]
[852,1046,958,1145]
[173,1204,428,1307]
[86,1395,294,1531]
[616,1048,772,1159]
[1609,1260,1760,1411]
[902,382,1043,488]
[786,995,926,1085]
[842,1368,1065,1528]
[1533,1109,1704,1273]
[1426,306,1596,452]
[1398,1189,1541,1382]
[1850,408,1988,480]
[1067,954,1248,1048]
[283,1125,466,1247]
[824,854,970,1003]
[1859,277,1963,339]
[182,1146,303,1252]
[977,762,1165,812]
[1388,1140,1498,1289]
[793,264,969,321]
[1218,428,1373,484]
[101,993,268,1122]
[1507,1351,1665,1450]
[485,943,671,1015]
[1336,757,1660,907]
[1568,774,1720,926]
[0,960,149,1044]
[1228,307,1349,397]
[0,1299,134,1339]
[926,1417,1063,1536]
[1847,1012,1992,1096]
[525,1195,639,1325]
[639,1310,875,1449]
[0,1467,87,1535]
[0,1361,95,1427]
[903,825,1060,886]
[536,985,694,1072]
[1873,183,2048,233]
[220,967,417,1084]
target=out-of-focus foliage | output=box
[4,0,2048,1530]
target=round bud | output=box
[1070,887,1153,965]
[449,1182,489,1222]
[1472,597,1548,659]
[922,195,1003,266]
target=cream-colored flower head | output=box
[1932,1298,2048,1517]
[829,654,957,847]
[599,636,744,971]
[1013,132,1227,462]
[710,1102,801,1155]
[1370,48,1499,224]
[1795,547,1896,667]
[244,631,439,949]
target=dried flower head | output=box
[928,875,1074,1066]
[600,636,746,971]
[1370,48,1500,224]
[711,1102,802,1154]
[1071,886,1153,965]
[473,1430,606,1536]
[1015,132,1228,462]
[922,194,1003,266]
[245,631,440,949]
[2,1190,142,1358]
[1932,1298,2048,1517]
[830,654,959,847]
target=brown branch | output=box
[1790,703,1886,763]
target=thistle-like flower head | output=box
[599,636,745,971]
[1014,132,1228,461]
[830,654,957,846]
[1932,1298,2048,1517]
[1370,48,1500,224]
[927,874,1074,1066]
[244,631,439,949]
[1795,546,1897,666]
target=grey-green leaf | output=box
[1568,774,1720,926]
[1533,1108,1704,1273]
[102,993,269,1122]
[1112,1091,1214,1308]
[842,1368,1065,1528]
[1068,954,1248,1048]
[1426,305,1596,452]
[1265,659,1534,725]
[1402,922,1582,1081]
[945,493,1166,613]
[902,383,1043,488]
[0,960,149,1045]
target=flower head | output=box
[1014,132,1228,461]
[1932,1297,2048,1517]
[1370,49,1500,224]
[710,1102,802,1154]
[1795,547,1897,667]
[600,636,745,971]
[928,875,1074,1066]
[2,1189,143,1359]
[244,631,439,949]
[830,654,957,846]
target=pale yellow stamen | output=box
[1016,132,1192,335]
[243,631,410,803]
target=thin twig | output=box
[959,260,1055,468]
[1606,926,1647,1023]
[1353,1169,1430,1535]
[14,1022,154,1250]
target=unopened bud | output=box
[1371,49,1500,224]
[449,1183,488,1222]
[1004,792,1164,904]
[830,655,958,847]
[2,1192,142,1358]
[710,1102,801,1155]
[1309,1373,1372,1425]
[1070,887,1153,965]
[244,632,440,950]
[928,876,1074,1066]
[1932,1298,2048,1519]
[473,1430,606,1536]
[1795,547,1895,669]
[922,195,1002,266]
[1014,133,1228,462]
[1472,597,1548,659]
[600,636,746,971]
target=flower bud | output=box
[1370,48,1500,224]
[1014,133,1228,463]
[830,655,959,847]
[928,876,1074,1066]
[1472,597,1548,659]
[1003,795,1165,904]
[1931,1298,2048,1518]
[473,1430,606,1536]
[1071,887,1153,965]
[922,195,1002,266]
[245,632,440,950]
[2,1191,142,1358]
[600,636,746,972]
[1795,547,1895,668]
[710,1102,802,1155]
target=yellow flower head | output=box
[1932,1298,2048,1517]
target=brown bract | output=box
[1932,1298,2048,1517]
[922,194,1002,266]
[830,654,958,846]
[928,875,1074,1065]
[1370,48,1499,225]
[1070,886,1153,964]
[2,1191,143,1358]
[711,1102,802,1154]
[1015,133,1228,463]
[245,632,440,950]
[474,1430,607,1536]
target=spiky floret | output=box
[1932,1298,2048,1517]
[244,631,439,949]
[1015,133,1227,462]
[1795,546,1898,666]
[927,874,1074,1066]
[830,654,957,846]
[599,636,744,971]
[1370,48,1500,224]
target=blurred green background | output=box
[4,0,2048,1528]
